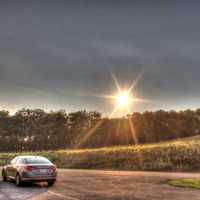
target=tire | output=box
[48,181,55,187]
[2,170,7,182]
[15,173,22,186]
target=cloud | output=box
[0,1,200,113]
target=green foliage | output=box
[1,108,200,152]
[168,179,200,189]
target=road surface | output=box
[0,169,200,200]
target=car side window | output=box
[21,159,25,164]
[16,158,22,164]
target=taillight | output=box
[24,166,37,171]
[49,165,56,171]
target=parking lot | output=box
[0,169,200,200]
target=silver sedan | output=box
[1,155,57,186]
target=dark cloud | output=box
[0,1,200,114]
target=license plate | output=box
[39,169,48,173]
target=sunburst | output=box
[74,70,150,152]
[104,71,148,116]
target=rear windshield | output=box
[24,157,51,164]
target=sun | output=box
[116,91,131,107]
[95,70,149,117]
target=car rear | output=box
[18,156,57,186]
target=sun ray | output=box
[74,103,120,148]
[128,116,138,144]
[110,69,121,92]
[127,114,143,166]
[109,105,120,118]
[130,97,152,103]
[74,119,105,148]
[128,70,144,93]
[126,105,131,115]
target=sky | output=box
[0,0,200,116]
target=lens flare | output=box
[74,70,152,152]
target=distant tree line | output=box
[0,108,200,152]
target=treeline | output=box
[0,108,200,152]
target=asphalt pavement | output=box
[0,169,200,200]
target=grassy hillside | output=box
[1,136,200,171]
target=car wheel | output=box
[48,181,55,187]
[15,173,22,186]
[2,170,7,182]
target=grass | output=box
[1,135,200,171]
[168,179,200,189]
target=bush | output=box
[1,136,200,171]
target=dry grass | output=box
[1,136,200,171]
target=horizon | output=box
[3,106,200,118]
